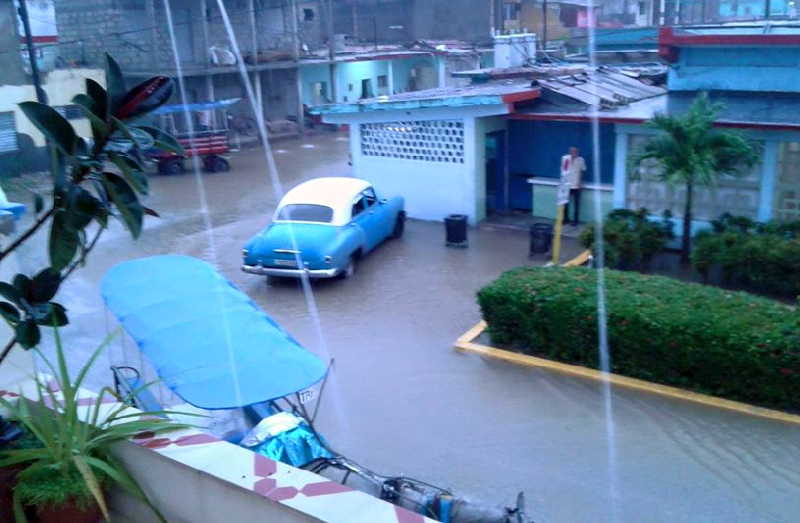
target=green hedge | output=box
[477,267,800,410]
[692,214,800,298]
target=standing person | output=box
[560,146,587,226]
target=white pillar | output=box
[436,56,447,88]
[387,60,395,95]
[757,140,779,221]
[612,127,629,209]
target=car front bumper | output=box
[241,264,340,279]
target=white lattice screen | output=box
[360,120,465,164]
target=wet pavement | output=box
[9,132,800,522]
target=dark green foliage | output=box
[633,93,758,262]
[692,214,800,298]
[477,267,800,410]
[580,208,674,270]
[14,466,99,513]
[0,54,175,354]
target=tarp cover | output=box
[101,255,327,409]
[152,98,241,115]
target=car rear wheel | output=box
[391,213,405,239]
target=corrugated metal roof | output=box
[511,91,800,130]
[313,80,539,114]
[537,70,666,109]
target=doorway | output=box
[485,130,507,213]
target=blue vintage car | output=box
[242,177,405,279]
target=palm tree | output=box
[635,93,758,263]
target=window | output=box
[775,141,800,222]
[362,188,377,207]
[351,196,368,219]
[361,120,465,164]
[638,1,647,15]
[55,105,84,120]
[0,112,18,154]
[303,8,314,21]
[503,2,521,21]
[377,75,388,88]
[276,204,333,223]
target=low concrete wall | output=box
[108,441,317,523]
[0,378,434,523]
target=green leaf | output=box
[109,153,148,195]
[33,193,44,214]
[36,303,68,327]
[73,456,110,521]
[102,173,143,238]
[86,78,108,120]
[0,302,20,324]
[73,94,110,142]
[30,269,61,303]
[66,186,102,231]
[19,102,77,155]
[49,212,80,271]
[106,54,126,114]
[143,207,160,218]
[0,282,21,305]
[136,125,184,155]
[15,319,40,348]
[12,274,31,299]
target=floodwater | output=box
[10,132,800,522]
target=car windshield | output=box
[276,204,334,223]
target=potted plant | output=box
[0,330,192,522]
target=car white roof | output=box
[275,177,372,225]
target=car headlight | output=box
[324,255,333,265]
[242,248,249,256]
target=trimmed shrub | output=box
[477,267,800,410]
[692,214,800,298]
[580,208,674,270]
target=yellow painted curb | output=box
[454,321,800,425]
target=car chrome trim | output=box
[273,249,301,254]
[242,265,339,278]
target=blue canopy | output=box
[152,98,241,115]
[101,255,327,410]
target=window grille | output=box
[360,120,465,164]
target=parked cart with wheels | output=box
[148,98,240,175]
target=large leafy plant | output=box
[0,54,180,364]
[0,329,191,522]
[632,93,758,263]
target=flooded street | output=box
[15,132,800,522]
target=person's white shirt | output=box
[560,154,586,188]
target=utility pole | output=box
[327,0,337,103]
[542,0,548,53]
[351,0,358,40]
[18,0,46,104]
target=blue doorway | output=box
[486,130,507,212]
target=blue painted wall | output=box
[508,120,615,184]
[669,46,800,92]
[302,56,437,105]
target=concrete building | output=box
[317,24,800,234]
[52,0,493,134]
[0,0,104,175]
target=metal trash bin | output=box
[445,214,468,247]
[529,223,553,256]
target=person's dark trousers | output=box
[563,188,582,226]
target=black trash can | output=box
[445,214,468,247]
[529,223,553,256]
